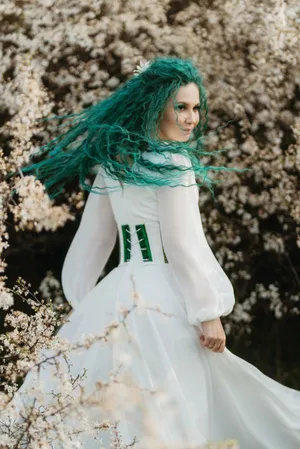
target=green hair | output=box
[20,56,246,198]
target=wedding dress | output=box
[7,152,300,448]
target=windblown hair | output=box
[21,57,242,198]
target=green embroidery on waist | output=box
[135,224,153,262]
[121,224,131,262]
[121,223,168,263]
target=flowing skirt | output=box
[8,261,300,448]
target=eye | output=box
[175,104,200,111]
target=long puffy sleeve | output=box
[156,152,235,326]
[61,165,117,309]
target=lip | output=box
[183,128,193,133]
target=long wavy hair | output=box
[20,57,243,198]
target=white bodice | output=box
[61,152,235,326]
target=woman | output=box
[12,57,300,448]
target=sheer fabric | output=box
[155,152,235,325]
[61,167,117,309]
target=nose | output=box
[185,110,198,125]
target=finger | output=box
[207,338,218,351]
[199,337,206,347]
[205,337,214,349]
[215,339,226,353]
[219,340,226,353]
[212,339,221,352]
[211,340,221,352]
[214,339,224,353]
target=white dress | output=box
[8,152,300,448]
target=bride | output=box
[9,57,300,448]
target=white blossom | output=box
[133,59,151,75]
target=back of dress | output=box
[103,166,168,266]
[61,151,235,328]
[103,167,160,225]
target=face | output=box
[158,83,200,142]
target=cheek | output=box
[178,113,186,125]
[161,110,177,130]
[168,110,185,128]
[160,109,186,137]
[165,109,177,124]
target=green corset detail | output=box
[121,224,131,262]
[135,224,153,262]
[121,223,168,263]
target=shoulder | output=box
[140,150,194,188]
[141,150,192,168]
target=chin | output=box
[162,134,191,143]
[171,134,191,142]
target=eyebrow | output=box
[176,101,200,107]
